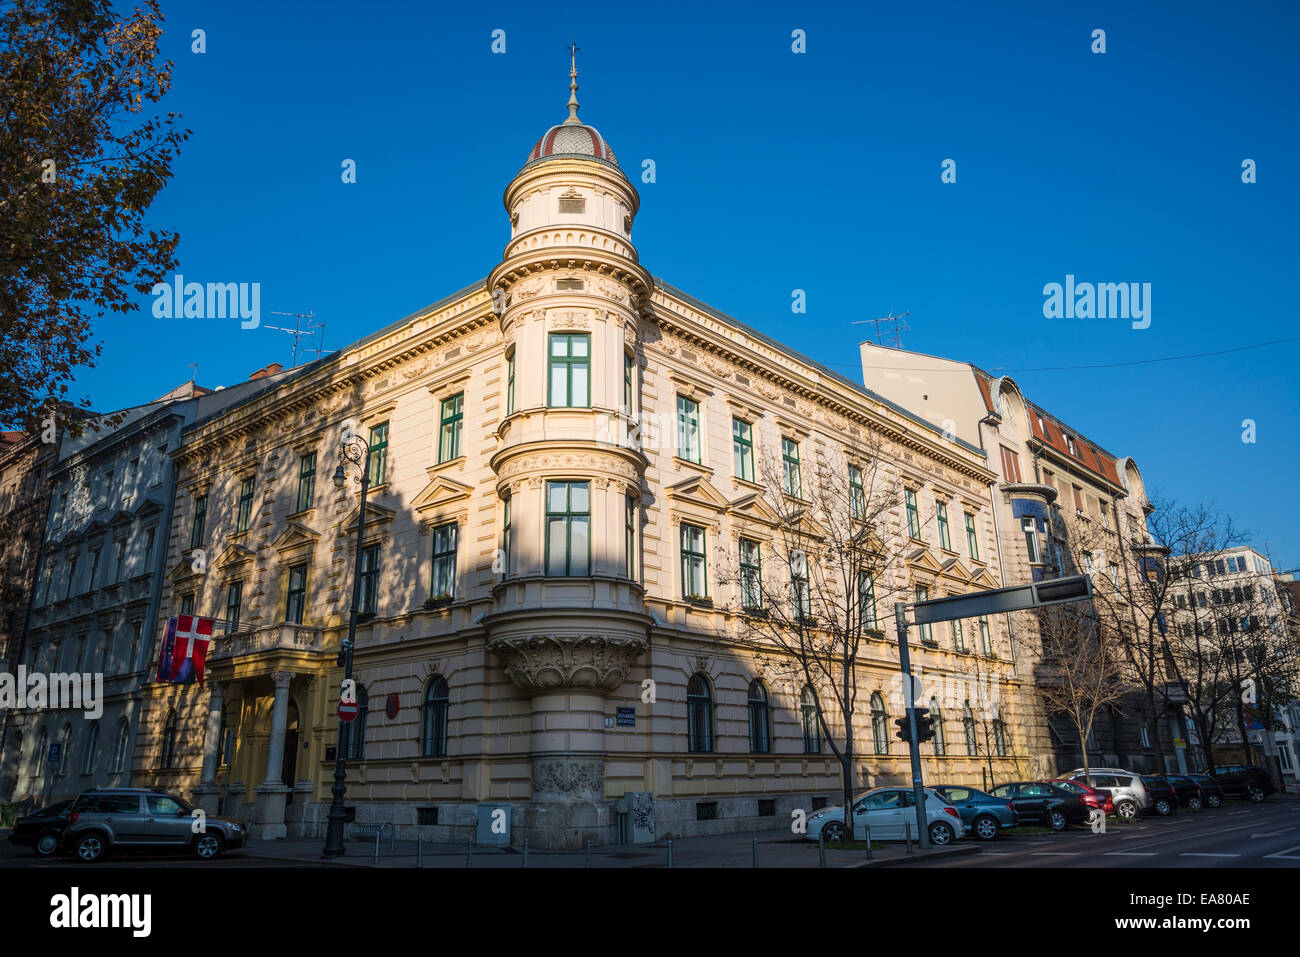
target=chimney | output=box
[249,362,283,381]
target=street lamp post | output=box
[322,432,371,858]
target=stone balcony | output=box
[208,623,327,661]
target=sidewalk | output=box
[236,828,980,868]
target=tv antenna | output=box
[264,311,329,367]
[853,310,910,350]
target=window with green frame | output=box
[739,537,762,609]
[358,544,380,614]
[793,567,812,619]
[781,438,801,497]
[858,571,877,631]
[506,352,515,415]
[965,512,979,560]
[548,333,590,407]
[937,502,952,550]
[849,465,864,519]
[625,495,636,579]
[501,494,511,577]
[286,563,308,624]
[430,522,458,600]
[224,580,242,632]
[680,523,707,599]
[732,418,754,482]
[368,422,389,487]
[979,616,993,655]
[676,395,700,463]
[623,351,633,413]
[439,393,464,463]
[190,494,207,549]
[236,477,255,532]
[296,453,316,512]
[545,481,590,576]
[915,585,933,642]
[905,489,921,539]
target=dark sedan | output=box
[931,785,1020,841]
[1183,773,1225,807]
[1163,774,1208,810]
[989,781,1092,831]
[1140,775,1179,815]
[7,800,74,857]
[1210,765,1276,802]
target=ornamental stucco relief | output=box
[489,633,648,693]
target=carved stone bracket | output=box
[488,633,648,693]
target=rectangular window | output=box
[732,419,754,482]
[225,581,243,632]
[1109,562,1121,594]
[781,439,801,497]
[548,333,590,407]
[142,528,155,569]
[358,544,380,615]
[681,523,708,600]
[1065,434,1078,456]
[180,593,195,617]
[296,453,316,512]
[916,585,933,643]
[368,422,389,487]
[965,512,979,560]
[905,489,921,539]
[623,351,633,413]
[1023,517,1040,563]
[439,393,464,463]
[858,572,877,631]
[506,352,515,415]
[979,616,992,655]
[1072,484,1085,512]
[1042,468,1055,491]
[625,496,636,579]
[65,556,77,598]
[501,495,512,576]
[236,477,255,532]
[1000,446,1022,483]
[739,538,762,609]
[849,466,864,519]
[87,547,101,593]
[190,494,207,549]
[937,503,952,550]
[676,395,701,462]
[113,539,126,582]
[430,522,458,599]
[286,564,308,624]
[952,617,965,652]
[545,481,590,576]
[793,566,811,619]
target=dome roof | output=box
[527,122,618,167]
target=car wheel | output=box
[1047,809,1068,832]
[1206,793,1222,808]
[34,832,61,858]
[75,834,106,863]
[821,822,847,844]
[1154,798,1172,816]
[193,833,223,861]
[973,815,1000,841]
[928,821,955,846]
[1116,799,1138,820]
[1185,795,1203,810]
[1246,784,1266,803]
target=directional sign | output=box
[911,574,1093,625]
[338,699,360,723]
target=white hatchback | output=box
[805,787,966,846]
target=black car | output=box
[1140,776,1179,815]
[7,800,74,857]
[1210,765,1276,802]
[1164,774,1209,810]
[1183,773,1226,808]
[989,781,1092,831]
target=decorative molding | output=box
[488,633,648,694]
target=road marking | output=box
[1031,851,1079,856]
[1105,851,1157,856]
[1180,852,1239,858]
[1263,844,1300,861]
[1250,828,1295,838]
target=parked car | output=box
[931,785,1020,841]
[1140,776,1180,815]
[805,787,966,846]
[1058,768,1148,819]
[7,800,73,857]
[988,781,1092,831]
[1210,765,1276,802]
[1163,774,1208,810]
[1183,773,1226,808]
[1046,779,1115,817]
[63,788,245,862]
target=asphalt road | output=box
[930,800,1300,867]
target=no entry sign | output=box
[338,699,359,723]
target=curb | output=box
[849,843,982,867]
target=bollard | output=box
[585,839,591,868]
[865,824,872,861]
[373,830,380,864]
[753,838,758,868]
[905,818,913,855]
[416,834,423,869]
[467,838,473,868]
[667,839,673,868]
[523,837,528,868]
[818,830,826,867]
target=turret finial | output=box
[564,41,581,125]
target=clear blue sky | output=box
[77,0,1300,567]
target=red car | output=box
[1046,779,1115,816]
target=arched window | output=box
[963,701,977,755]
[113,718,131,773]
[34,726,47,778]
[801,685,821,754]
[344,685,368,760]
[57,724,72,776]
[687,674,713,753]
[992,719,1008,756]
[929,697,946,756]
[423,676,449,757]
[871,692,888,755]
[81,721,99,775]
[747,680,770,753]
[159,710,177,770]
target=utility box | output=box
[475,803,511,847]
[616,792,655,845]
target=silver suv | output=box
[1058,769,1148,819]
[64,788,245,862]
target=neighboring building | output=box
[134,63,1050,847]
[0,376,288,809]
[857,343,1167,774]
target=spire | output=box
[564,41,581,125]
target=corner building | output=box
[139,69,1041,846]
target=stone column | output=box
[193,682,225,814]
[252,670,294,839]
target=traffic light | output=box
[894,717,911,742]
[914,707,935,744]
